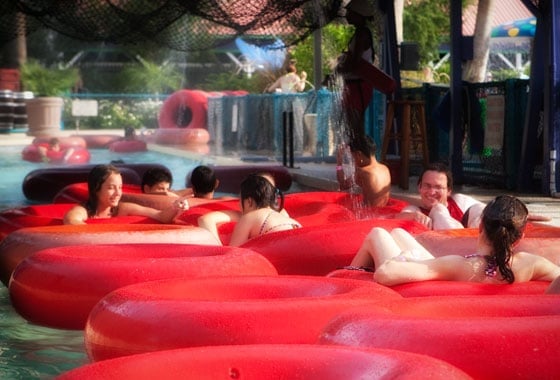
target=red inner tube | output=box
[158,89,208,129]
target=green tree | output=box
[402,0,450,65]
[291,23,355,85]
[121,58,184,94]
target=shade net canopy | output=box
[1,0,344,51]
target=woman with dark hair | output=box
[350,195,560,286]
[198,174,301,246]
[63,164,189,225]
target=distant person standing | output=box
[266,62,308,93]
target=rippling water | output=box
[0,288,87,379]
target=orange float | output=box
[58,345,471,380]
[9,244,277,329]
[84,276,401,361]
[0,223,220,286]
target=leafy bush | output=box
[63,97,163,130]
[21,60,79,97]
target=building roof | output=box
[462,0,534,35]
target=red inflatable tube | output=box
[21,144,91,164]
[319,306,560,380]
[176,192,410,245]
[415,226,560,265]
[0,204,73,242]
[326,270,552,295]
[0,224,220,286]
[22,163,170,203]
[84,275,401,361]
[240,218,427,276]
[108,139,147,152]
[153,128,210,145]
[58,344,471,380]
[32,136,87,149]
[73,133,122,149]
[391,280,551,296]
[158,89,208,129]
[9,244,277,329]
[0,202,160,243]
[377,294,560,317]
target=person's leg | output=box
[390,228,434,260]
[350,227,401,269]
[429,203,464,230]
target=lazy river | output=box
[0,143,207,378]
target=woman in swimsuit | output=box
[64,164,189,225]
[349,195,560,287]
[198,174,301,246]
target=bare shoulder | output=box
[63,204,88,224]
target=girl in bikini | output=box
[64,164,189,225]
[198,174,301,246]
[349,195,560,287]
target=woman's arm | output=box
[118,198,188,223]
[530,254,560,282]
[198,210,241,243]
[63,205,88,225]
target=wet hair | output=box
[49,137,60,146]
[141,167,173,193]
[254,171,284,210]
[189,165,217,196]
[240,174,283,212]
[481,195,528,283]
[418,162,453,191]
[286,63,297,73]
[85,164,120,217]
[348,135,376,157]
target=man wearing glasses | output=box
[397,163,485,230]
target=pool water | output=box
[0,145,206,211]
[0,145,207,379]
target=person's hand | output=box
[173,197,190,212]
[300,71,307,79]
[396,211,432,229]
